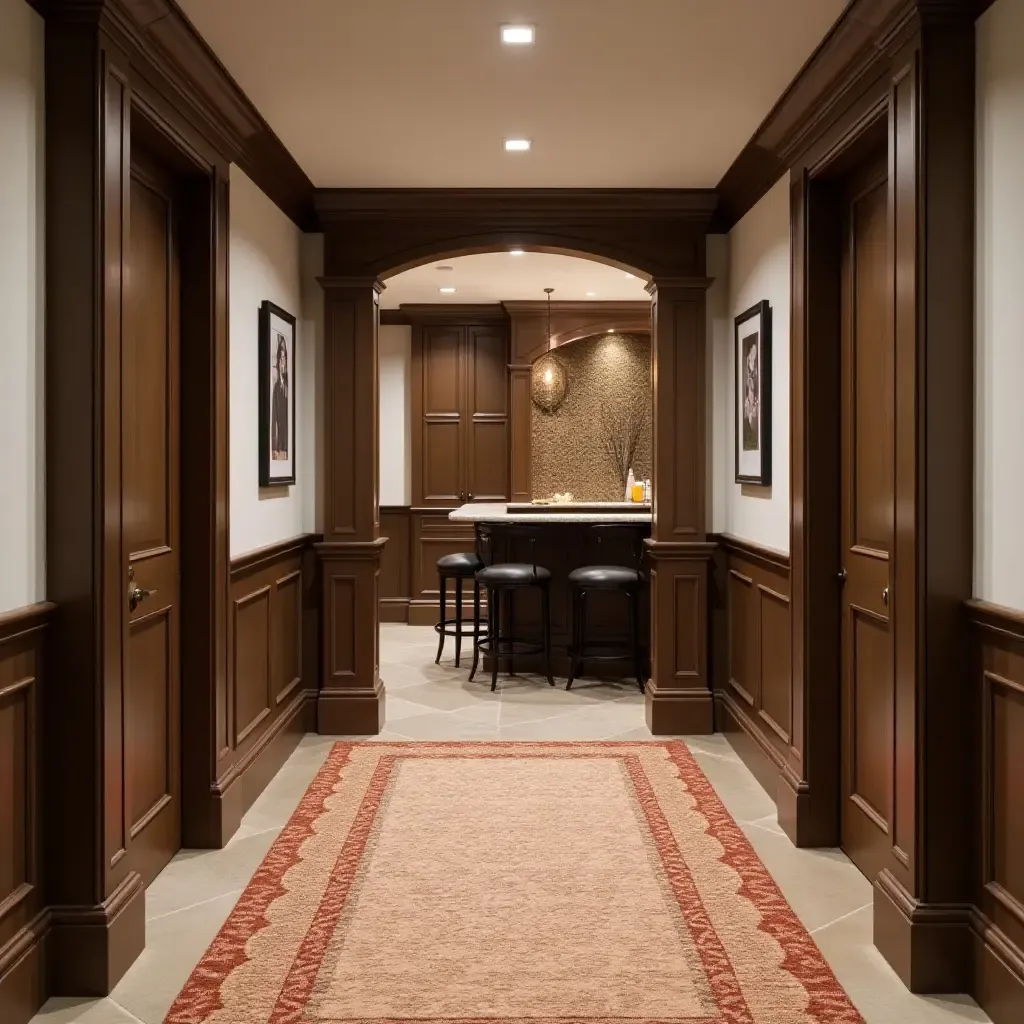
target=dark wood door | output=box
[464,325,509,502]
[839,152,895,882]
[417,325,464,506]
[122,148,182,886]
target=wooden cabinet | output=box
[411,314,510,507]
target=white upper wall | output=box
[0,0,45,612]
[229,164,315,557]
[379,325,412,506]
[715,175,791,552]
[976,0,1024,609]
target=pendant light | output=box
[531,287,567,412]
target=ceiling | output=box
[177,0,847,189]
[379,252,650,308]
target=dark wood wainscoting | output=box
[968,600,1024,1023]
[379,507,412,622]
[0,603,54,1024]
[205,536,319,845]
[409,511,481,627]
[711,536,797,807]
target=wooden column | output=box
[317,278,386,734]
[645,278,714,735]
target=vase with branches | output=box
[601,392,649,498]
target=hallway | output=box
[31,627,990,1024]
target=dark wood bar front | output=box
[450,503,652,681]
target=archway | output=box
[310,190,717,736]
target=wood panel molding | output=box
[38,0,315,229]
[379,508,412,623]
[188,534,322,847]
[0,603,54,1024]
[967,600,1024,1021]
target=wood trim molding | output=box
[42,0,315,229]
[0,602,56,641]
[314,189,718,221]
[230,533,319,577]
[397,304,508,324]
[967,599,1024,635]
[712,533,791,574]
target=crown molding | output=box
[712,0,980,231]
[313,188,719,224]
[42,0,316,230]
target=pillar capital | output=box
[318,275,385,294]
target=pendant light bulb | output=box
[544,287,554,350]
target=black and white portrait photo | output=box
[734,300,772,486]
[259,301,297,487]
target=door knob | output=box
[837,568,847,585]
[128,566,156,612]
[882,586,889,607]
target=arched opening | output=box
[314,194,714,739]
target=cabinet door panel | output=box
[415,325,465,506]
[465,326,509,501]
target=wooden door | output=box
[464,325,509,502]
[839,151,895,882]
[122,147,182,886]
[415,324,464,506]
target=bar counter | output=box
[448,502,651,679]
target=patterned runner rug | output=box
[167,741,863,1023]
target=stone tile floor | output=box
[33,624,991,1024]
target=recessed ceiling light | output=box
[436,265,454,271]
[509,248,525,256]
[504,138,531,152]
[439,287,457,294]
[607,328,615,333]
[586,291,597,297]
[624,272,636,279]
[501,25,535,45]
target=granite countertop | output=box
[449,502,653,524]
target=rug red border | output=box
[165,741,864,1024]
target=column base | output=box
[49,872,146,997]
[318,680,386,735]
[645,683,714,734]
[873,870,972,994]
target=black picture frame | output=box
[734,300,772,486]
[259,300,297,487]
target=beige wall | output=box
[379,324,412,506]
[228,164,317,556]
[531,333,652,502]
[710,175,791,551]
[0,0,45,612]
[976,0,1024,608]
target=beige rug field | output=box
[166,741,863,1023]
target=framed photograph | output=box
[259,301,297,487]
[734,300,772,486]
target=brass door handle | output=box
[837,568,847,585]
[127,565,156,612]
[882,586,889,607]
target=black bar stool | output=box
[566,525,646,693]
[434,552,486,667]
[471,524,555,691]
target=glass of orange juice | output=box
[631,480,644,502]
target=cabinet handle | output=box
[467,492,474,501]
[882,586,889,607]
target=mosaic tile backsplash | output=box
[531,333,652,502]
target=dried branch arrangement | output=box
[601,391,650,493]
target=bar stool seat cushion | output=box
[437,552,485,575]
[476,563,551,586]
[568,565,643,589]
